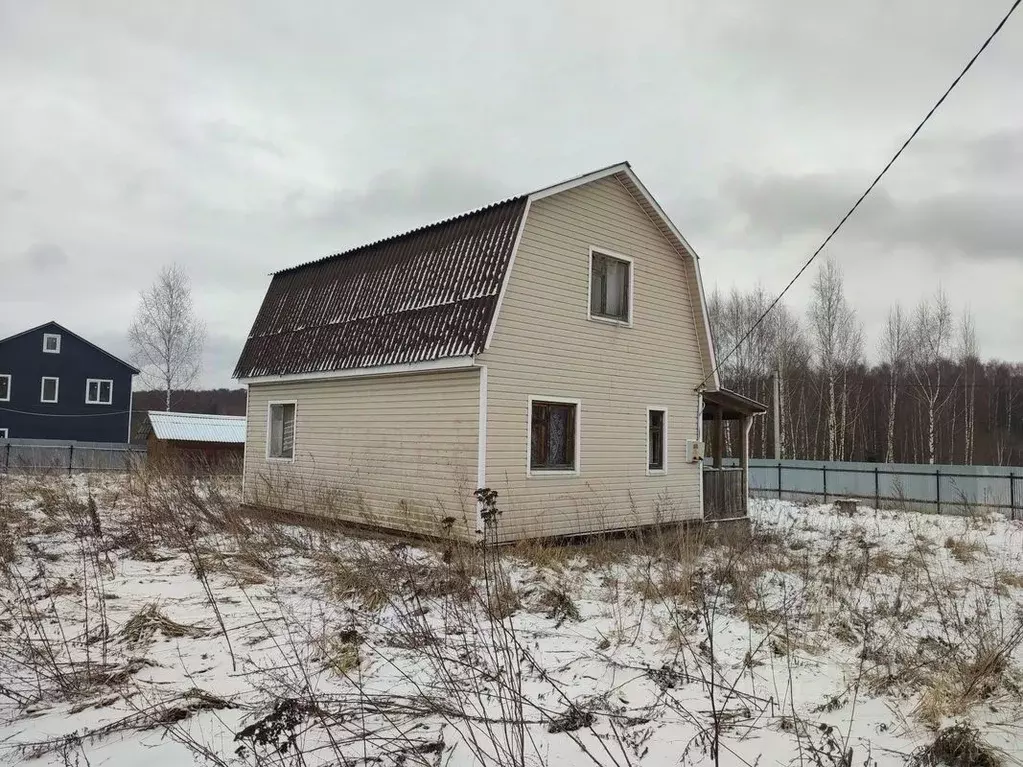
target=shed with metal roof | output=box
[146,411,245,471]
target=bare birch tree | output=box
[879,305,910,463]
[128,264,207,411]
[807,259,858,461]
[908,288,957,465]
[957,309,978,464]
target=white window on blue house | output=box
[85,379,113,405]
[43,333,61,354]
[0,374,10,402]
[40,377,59,404]
[0,429,8,439]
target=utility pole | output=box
[773,367,782,459]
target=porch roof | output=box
[702,388,768,420]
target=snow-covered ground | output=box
[1,472,1021,766]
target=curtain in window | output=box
[604,259,627,318]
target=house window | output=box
[529,398,579,474]
[268,402,296,460]
[0,429,8,439]
[589,250,632,323]
[86,379,113,405]
[0,374,10,402]
[648,408,666,473]
[40,377,59,403]
[43,333,61,354]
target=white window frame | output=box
[646,406,668,476]
[85,378,114,405]
[0,429,8,439]
[587,247,634,327]
[40,376,59,404]
[0,374,10,402]
[526,395,581,478]
[266,400,298,463]
[42,333,61,354]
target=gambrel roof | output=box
[234,162,719,389]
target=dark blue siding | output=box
[0,323,136,443]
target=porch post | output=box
[713,408,723,469]
[741,415,753,512]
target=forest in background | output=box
[710,260,1023,466]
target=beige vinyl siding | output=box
[479,175,705,540]
[243,369,480,540]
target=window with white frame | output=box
[589,250,632,323]
[0,374,10,402]
[268,402,296,460]
[529,398,579,473]
[0,429,8,439]
[43,333,61,354]
[40,377,59,403]
[85,379,113,405]
[647,408,666,473]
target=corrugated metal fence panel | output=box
[0,438,146,474]
[726,458,1022,517]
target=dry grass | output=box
[944,536,985,563]
[120,603,207,645]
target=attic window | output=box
[589,250,632,324]
[43,333,61,354]
[0,374,10,402]
[268,402,296,461]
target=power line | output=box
[699,0,1022,389]
[0,406,132,418]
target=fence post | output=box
[778,462,783,500]
[823,464,828,503]
[1010,474,1018,523]
[68,444,74,477]
[935,468,941,515]
[874,467,880,510]
[3,442,8,474]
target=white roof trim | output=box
[238,355,477,385]
[528,162,631,202]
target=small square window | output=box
[86,379,113,405]
[589,251,632,323]
[43,333,61,354]
[648,409,666,473]
[530,399,578,473]
[0,374,10,402]
[40,377,59,404]
[0,429,8,439]
[268,402,296,460]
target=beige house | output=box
[234,162,764,542]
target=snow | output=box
[1,473,1022,766]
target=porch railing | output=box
[703,467,746,520]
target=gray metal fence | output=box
[0,438,146,474]
[726,458,1022,518]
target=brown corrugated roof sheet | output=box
[234,196,528,379]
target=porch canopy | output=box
[702,388,767,521]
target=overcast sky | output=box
[2,1,1021,387]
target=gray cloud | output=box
[24,242,69,271]
[1,0,1021,381]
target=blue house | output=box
[0,322,139,443]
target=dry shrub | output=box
[994,570,1023,590]
[944,536,984,564]
[911,723,1002,767]
[120,603,207,645]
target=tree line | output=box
[709,260,1023,467]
